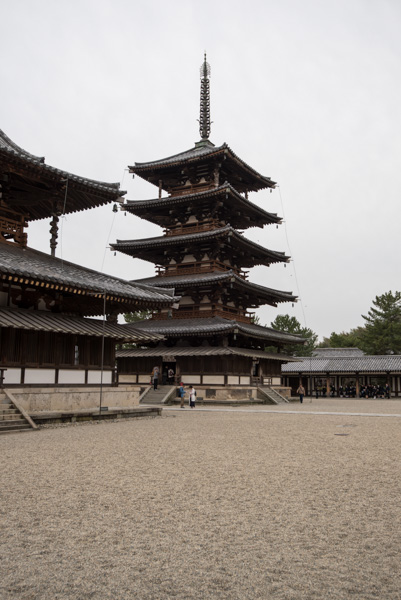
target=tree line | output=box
[270,291,401,357]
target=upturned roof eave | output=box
[112,225,289,265]
[133,271,296,304]
[0,130,125,220]
[124,183,281,225]
[129,142,276,189]
[122,316,304,344]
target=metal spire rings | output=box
[199,53,211,140]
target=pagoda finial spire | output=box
[199,53,211,141]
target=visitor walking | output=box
[297,384,305,404]
[189,385,196,408]
[179,382,186,408]
[152,366,159,390]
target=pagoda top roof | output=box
[124,183,281,229]
[121,315,304,345]
[134,270,296,306]
[130,140,276,193]
[112,224,289,267]
[0,129,125,220]
[0,242,178,309]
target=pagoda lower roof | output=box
[130,140,276,193]
[0,307,163,342]
[117,345,300,362]
[0,129,125,220]
[124,183,281,229]
[112,225,289,268]
[134,270,296,307]
[121,316,305,345]
[0,242,178,308]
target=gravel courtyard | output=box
[1,400,401,599]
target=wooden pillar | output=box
[158,180,163,199]
[355,372,360,397]
[326,373,330,396]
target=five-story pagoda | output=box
[113,56,303,394]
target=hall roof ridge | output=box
[0,242,178,306]
[0,128,124,197]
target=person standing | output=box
[189,385,196,408]
[179,382,186,408]
[168,367,175,385]
[297,384,305,404]
[152,366,159,390]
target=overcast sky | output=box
[2,0,401,340]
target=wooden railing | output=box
[156,261,249,280]
[0,212,27,247]
[164,220,220,237]
[152,307,253,324]
[168,183,216,197]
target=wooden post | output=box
[355,373,360,397]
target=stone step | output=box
[0,407,18,414]
[0,413,24,421]
[0,421,32,432]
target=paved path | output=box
[161,405,401,418]
[2,398,401,599]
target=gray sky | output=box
[2,0,401,340]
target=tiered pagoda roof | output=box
[121,315,303,346]
[135,270,296,308]
[130,140,276,194]
[117,345,300,363]
[124,183,281,229]
[112,224,289,268]
[112,55,303,358]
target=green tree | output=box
[121,310,153,349]
[269,314,318,356]
[360,291,401,355]
[124,309,153,323]
[318,327,365,349]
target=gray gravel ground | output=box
[1,399,401,599]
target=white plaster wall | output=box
[58,370,86,385]
[138,375,151,384]
[3,368,21,384]
[87,371,112,384]
[203,375,225,384]
[272,377,281,386]
[227,376,239,385]
[119,374,138,383]
[25,369,55,384]
[182,375,201,384]
[240,376,251,385]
